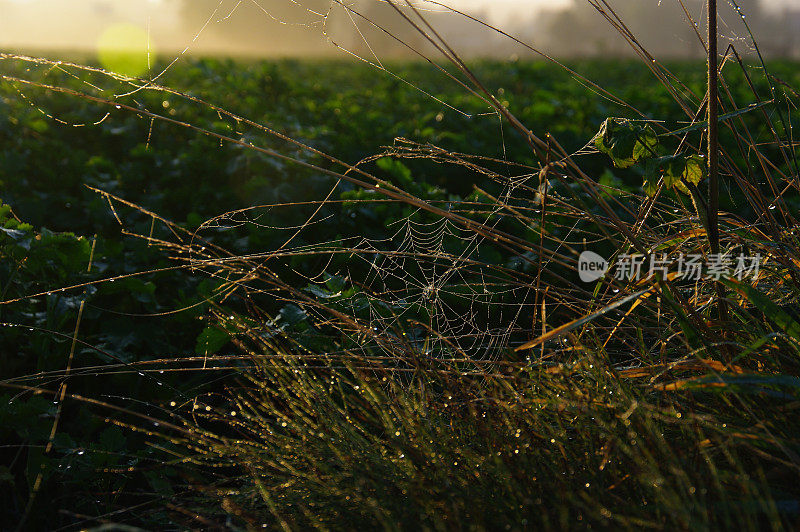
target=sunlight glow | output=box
[96,23,152,77]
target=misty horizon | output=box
[1,0,799,61]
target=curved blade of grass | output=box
[662,100,773,137]
[656,278,704,350]
[721,278,800,342]
[657,374,800,399]
[516,286,653,351]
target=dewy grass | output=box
[2,0,800,529]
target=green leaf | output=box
[376,157,413,185]
[643,178,659,197]
[196,326,232,354]
[683,155,705,185]
[0,465,14,486]
[643,154,706,196]
[98,426,127,452]
[279,304,307,326]
[324,273,347,293]
[595,118,659,169]
[305,284,335,299]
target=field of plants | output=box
[2,44,800,530]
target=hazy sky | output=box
[2,0,564,52]
[0,0,793,56]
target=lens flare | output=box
[96,23,152,78]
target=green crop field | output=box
[2,48,800,530]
